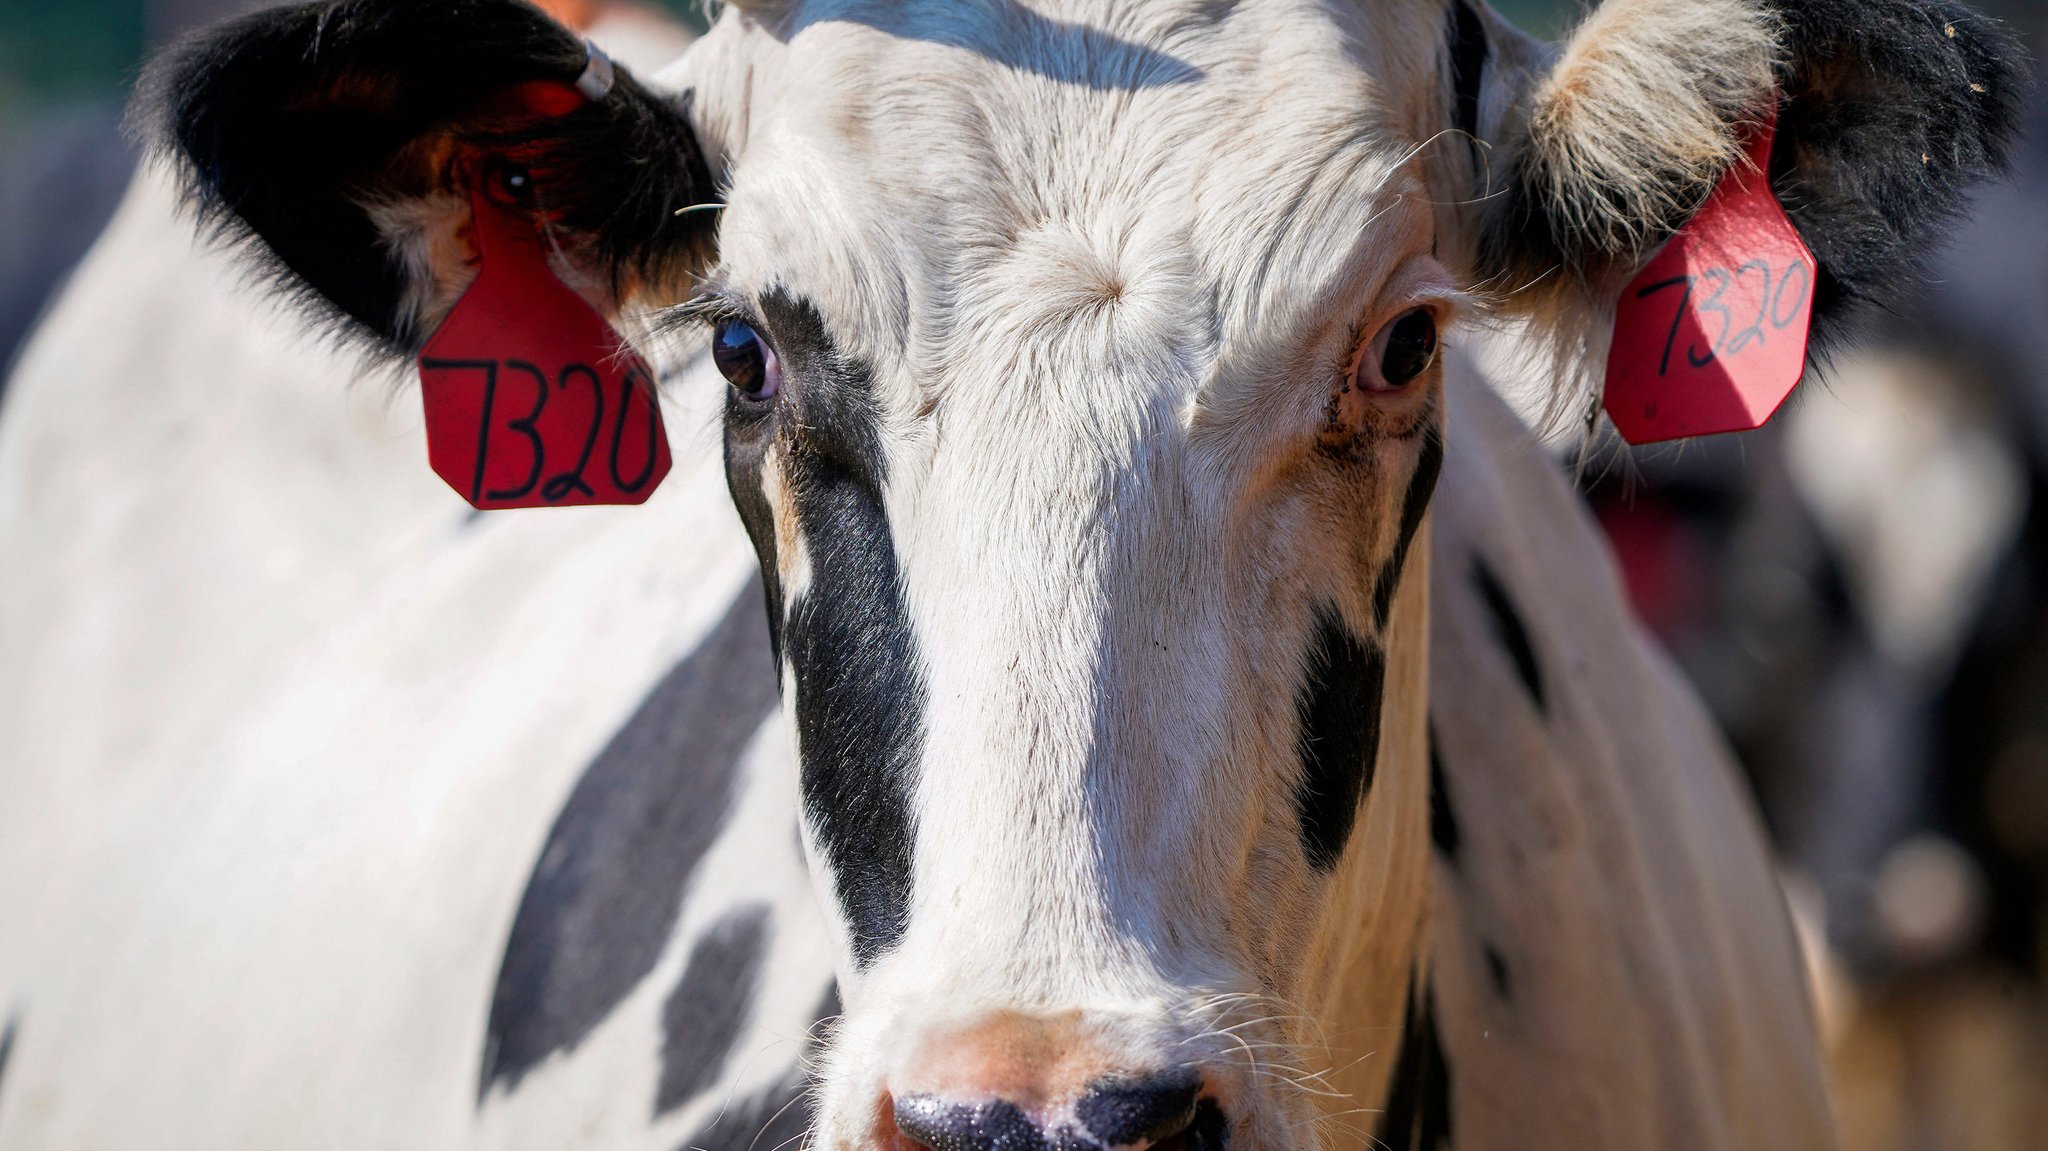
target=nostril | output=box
[892,1094,1042,1151]
[1075,1069,1203,1148]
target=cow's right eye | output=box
[712,320,781,402]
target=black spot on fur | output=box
[1373,428,1444,629]
[1292,608,1387,871]
[1473,556,1544,712]
[479,578,780,1101]
[1428,727,1461,864]
[672,982,838,1151]
[0,1012,16,1113]
[1484,943,1513,1001]
[728,291,922,968]
[655,904,773,1117]
[1447,0,1488,143]
[135,0,716,354]
[1375,978,1454,1151]
[677,1074,812,1151]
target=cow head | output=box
[142,0,2019,1146]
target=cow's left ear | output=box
[135,0,717,355]
[1463,0,2025,361]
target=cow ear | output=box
[1470,0,2024,370]
[134,0,717,355]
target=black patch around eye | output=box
[737,290,922,968]
[655,904,773,1117]
[725,425,785,673]
[1373,427,1445,630]
[1428,725,1461,865]
[1293,607,1387,872]
[1473,556,1545,712]
[480,578,779,1102]
[1376,975,1454,1151]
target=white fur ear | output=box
[1515,0,1779,263]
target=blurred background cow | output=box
[1,1,2044,1148]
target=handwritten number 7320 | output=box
[422,357,661,503]
[1635,257,1812,377]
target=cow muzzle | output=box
[875,1012,1231,1151]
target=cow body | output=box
[3,0,2024,1146]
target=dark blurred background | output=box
[3,1,2045,1148]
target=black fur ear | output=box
[1771,0,2027,351]
[1480,0,2025,364]
[133,0,716,353]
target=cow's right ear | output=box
[135,0,717,354]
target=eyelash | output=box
[658,291,753,338]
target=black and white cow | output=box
[0,0,2024,1147]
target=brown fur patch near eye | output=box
[1317,365,1438,461]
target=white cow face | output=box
[144,0,2020,1145]
[676,6,1456,1148]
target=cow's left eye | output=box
[1355,308,1439,392]
[712,320,781,402]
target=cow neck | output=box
[1294,519,1435,1122]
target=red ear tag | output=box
[417,183,671,509]
[1602,114,1816,444]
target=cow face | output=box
[676,7,1465,1147]
[144,0,2019,1146]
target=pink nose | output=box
[883,1013,1226,1151]
[892,1071,1218,1151]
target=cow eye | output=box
[712,320,781,402]
[1361,308,1439,391]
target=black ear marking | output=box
[1770,0,2027,353]
[135,0,716,353]
[1472,556,1544,713]
[1293,608,1388,871]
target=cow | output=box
[0,0,2024,1148]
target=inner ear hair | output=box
[1496,0,1781,280]
[133,0,717,358]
